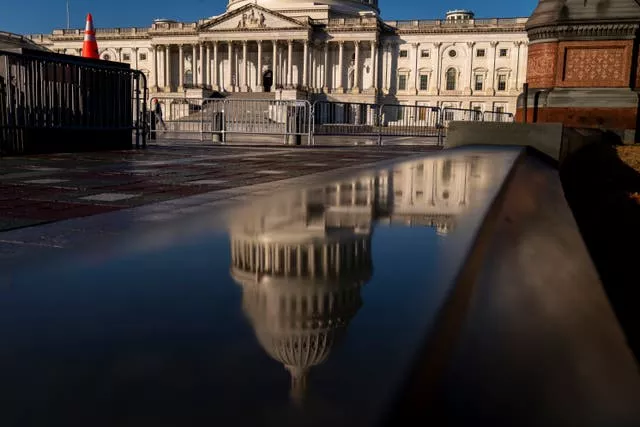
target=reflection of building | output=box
[28,0,528,114]
[229,155,490,400]
[230,188,374,401]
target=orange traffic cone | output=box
[82,13,99,59]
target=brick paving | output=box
[0,145,438,232]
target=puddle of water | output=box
[0,150,515,426]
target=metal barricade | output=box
[0,49,147,155]
[441,107,483,128]
[313,101,381,137]
[149,97,312,145]
[223,99,312,144]
[483,110,514,123]
[148,97,208,139]
[378,104,442,145]
[312,101,442,146]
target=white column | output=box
[164,45,171,90]
[192,44,197,86]
[242,40,248,91]
[272,41,278,89]
[302,41,308,88]
[370,41,378,91]
[488,41,498,95]
[511,41,521,90]
[434,42,442,94]
[199,43,204,87]
[178,44,184,90]
[466,41,475,94]
[411,42,419,94]
[257,40,263,91]
[228,42,234,91]
[205,43,211,87]
[323,42,329,91]
[312,44,318,90]
[337,41,344,92]
[213,41,219,90]
[287,40,293,88]
[353,41,360,93]
[382,42,389,93]
[150,45,157,89]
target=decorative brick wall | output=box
[555,40,633,88]
[526,42,558,88]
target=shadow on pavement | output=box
[560,138,640,364]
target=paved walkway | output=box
[0,144,438,233]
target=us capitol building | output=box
[28,0,529,114]
[228,155,493,399]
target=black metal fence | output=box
[313,101,442,145]
[0,48,147,156]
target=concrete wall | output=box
[445,121,564,161]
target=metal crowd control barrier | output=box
[149,98,312,145]
[312,101,442,145]
[378,104,442,145]
[0,49,147,156]
[441,107,483,128]
[483,110,515,123]
[146,98,516,146]
[313,101,381,137]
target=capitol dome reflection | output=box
[229,155,490,400]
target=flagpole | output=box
[66,0,70,29]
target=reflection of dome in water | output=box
[231,206,372,401]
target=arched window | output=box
[446,68,456,91]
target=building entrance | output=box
[263,70,273,92]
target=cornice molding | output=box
[528,22,640,42]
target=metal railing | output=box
[313,101,442,145]
[313,101,382,136]
[146,97,516,146]
[482,110,514,123]
[1,49,147,155]
[440,107,515,130]
[148,97,312,144]
[441,107,484,127]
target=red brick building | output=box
[517,0,640,142]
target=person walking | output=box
[152,98,167,132]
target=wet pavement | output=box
[0,149,517,426]
[0,145,438,233]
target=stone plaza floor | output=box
[0,143,439,234]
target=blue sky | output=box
[2,0,539,35]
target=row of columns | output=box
[379,40,525,94]
[231,238,370,279]
[149,39,380,93]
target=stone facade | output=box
[517,0,640,137]
[27,1,528,114]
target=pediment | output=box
[200,5,307,31]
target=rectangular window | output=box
[419,74,428,91]
[474,74,483,91]
[139,53,147,61]
[399,50,408,58]
[122,53,130,61]
[398,75,407,90]
[420,49,430,58]
[476,49,486,57]
[499,48,508,57]
[497,74,507,91]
